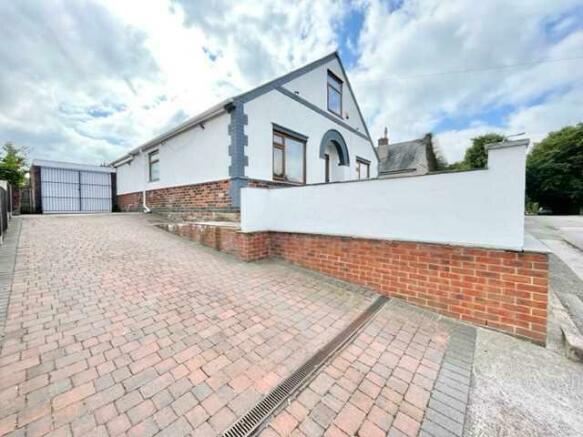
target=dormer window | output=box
[327,70,343,117]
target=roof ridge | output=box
[111,51,341,166]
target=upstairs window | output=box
[327,71,343,117]
[273,130,306,184]
[148,150,160,181]
[356,157,370,180]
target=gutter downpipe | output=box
[142,149,151,214]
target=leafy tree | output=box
[526,124,583,214]
[453,133,506,170]
[0,143,28,186]
[429,135,449,170]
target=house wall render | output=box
[113,52,379,216]
[241,142,527,251]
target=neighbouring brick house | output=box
[112,52,379,220]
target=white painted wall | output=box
[283,58,366,134]
[245,89,378,183]
[241,143,528,250]
[116,113,230,195]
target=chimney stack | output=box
[378,126,389,147]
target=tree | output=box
[526,124,583,214]
[452,133,506,170]
[0,142,28,187]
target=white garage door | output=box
[41,167,112,213]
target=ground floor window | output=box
[149,150,160,182]
[356,157,370,179]
[324,154,330,183]
[273,130,306,183]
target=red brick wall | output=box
[117,192,142,212]
[145,180,231,210]
[268,233,549,344]
[117,179,289,215]
[238,232,270,261]
[157,223,549,343]
[116,180,236,220]
[247,179,301,189]
[158,223,269,262]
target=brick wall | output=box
[146,180,231,210]
[158,223,269,262]
[247,179,301,189]
[268,233,548,344]
[117,180,236,220]
[116,179,290,218]
[157,224,549,343]
[117,192,142,212]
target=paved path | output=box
[0,215,474,436]
[525,216,583,334]
[466,329,583,437]
[463,216,583,436]
[526,216,583,279]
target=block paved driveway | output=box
[0,215,474,436]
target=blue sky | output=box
[0,0,582,164]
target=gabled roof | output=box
[378,136,432,174]
[111,51,376,166]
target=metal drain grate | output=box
[222,295,388,437]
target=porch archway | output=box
[319,129,349,166]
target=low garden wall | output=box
[159,140,550,344]
[160,223,548,344]
[157,222,269,262]
[267,232,548,344]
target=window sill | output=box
[272,178,305,186]
[327,109,343,119]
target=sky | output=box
[1,0,582,165]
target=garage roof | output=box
[32,159,115,173]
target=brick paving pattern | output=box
[259,301,471,437]
[420,324,476,437]
[0,215,477,437]
[0,215,376,436]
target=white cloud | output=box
[0,0,581,166]
[0,0,347,164]
[351,0,583,162]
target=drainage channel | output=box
[222,295,389,437]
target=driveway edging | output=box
[420,323,477,437]
[0,217,22,342]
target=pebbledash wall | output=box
[229,139,549,344]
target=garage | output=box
[29,159,116,213]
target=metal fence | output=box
[0,186,9,241]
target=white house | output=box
[112,52,379,220]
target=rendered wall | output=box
[245,89,378,183]
[116,113,230,195]
[241,143,527,251]
[282,57,367,133]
